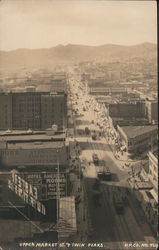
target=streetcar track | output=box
[102,188,127,250]
[101,187,117,242]
[118,214,134,242]
[126,194,155,240]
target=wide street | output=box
[67,70,157,248]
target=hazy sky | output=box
[0,0,157,51]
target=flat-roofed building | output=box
[108,101,148,127]
[0,89,67,130]
[0,130,68,169]
[0,130,69,203]
[108,102,146,118]
[117,125,158,157]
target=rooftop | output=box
[7,141,65,150]
[121,125,158,139]
[0,130,66,142]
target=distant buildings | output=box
[117,125,158,157]
[0,87,67,130]
[89,87,127,96]
[90,87,110,96]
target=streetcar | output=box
[103,166,111,181]
[97,166,111,181]
[113,191,124,214]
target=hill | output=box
[0,42,157,73]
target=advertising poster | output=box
[0,0,158,249]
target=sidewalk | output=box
[76,181,89,241]
[69,173,89,241]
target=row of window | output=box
[0,150,19,156]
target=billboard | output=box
[8,170,46,215]
[23,172,67,199]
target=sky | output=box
[0,0,157,51]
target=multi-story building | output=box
[117,125,158,157]
[108,101,148,127]
[0,93,12,129]
[134,151,158,234]
[41,92,67,130]
[0,130,69,200]
[0,88,67,130]
[145,100,158,124]
[108,102,146,118]
[148,151,158,202]
[12,91,42,130]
